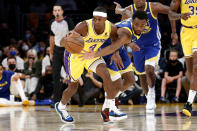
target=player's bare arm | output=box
[169,0,191,20]
[73,21,88,37]
[94,27,131,58]
[60,21,88,47]
[114,2,132,20]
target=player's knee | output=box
[96,64,111,80]
[68,82,78,92]
[145,65,154,75]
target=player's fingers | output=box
[110,59,113,65]
[115,63,119,70]
[113,2,119,5]
[120,61,124,69]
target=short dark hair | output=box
[53,3,63,10]
[94,6,107,13]
[170,49,178,55]
[7,56,16,62]
[132,10,148,21]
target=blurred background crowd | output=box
[0,0,192,107]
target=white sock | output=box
[105,91,122,98]
[102,99,115,111]
[15,79,27,101]
[148,86,155,93]
[187,90,197,104]
[58,101,66,109]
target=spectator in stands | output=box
[31,65,54,100]
[160,49,183,103]
[72,70,103,106]
[2,45,24,72]
[24,49,41,96]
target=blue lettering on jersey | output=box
[185,0,197,4]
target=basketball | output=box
[61,33,84,54]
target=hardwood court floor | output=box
[0,103,197,131]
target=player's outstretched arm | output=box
[94,27,131,58]
[114,2,132,20]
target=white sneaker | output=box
[55,102,74,123]
[146,91,156,112]
[109,105,127,121]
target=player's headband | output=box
[93,11,107,17]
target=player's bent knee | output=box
[96,64,111,79]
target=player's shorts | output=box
[103,46,133,81]
[132,42,160,75]
[180,26,197,57]
[64,51,105,82]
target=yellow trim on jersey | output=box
[130,5,133,13]
[146,52,160,62]
[149,2,157,20]
[122,27,132,35]
[119,64,133,74]
[132,65,145,75]
[108,68,120,76]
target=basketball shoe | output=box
[55,102,73,123]
[182,102,192,117]
[146,91,156,113]
[101,108,110,122]
[109,97,127,120]
[22,99,29,106]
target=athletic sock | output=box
[187,90,197,104]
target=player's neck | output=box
[94,25,105,35]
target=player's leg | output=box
[144,46,160,112]
[104,69,128,121]
[96,63,119,122]
[120,71,135,92]
[139,74,148,95]
[86,58,118,122]
[55,52,84,123]
[181,27,197,117]
[119,49,136,92]
[183,54,197,116]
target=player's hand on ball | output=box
[66,31,81,38]
[79,49,95,60]
[110,51,124,70]
[181,12,191,20]
[128,42,140,52]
